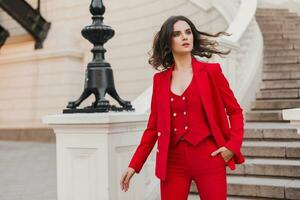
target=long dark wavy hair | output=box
[148,15,231,71]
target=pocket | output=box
[218,153,227,165]
[206,137,226,165]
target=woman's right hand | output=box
[120,167,136,192]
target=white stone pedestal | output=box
[283,108,300,133]
[42,112,157,200]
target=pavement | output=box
[0,141,57,200]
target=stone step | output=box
[256,89,300,99]
[242,140,300,158]
[256,8,289,13]
[259,21,300,26]
[283,33,300,40]
[262,71,300,80]
[258,24,298,31]
[264,56,299,65]
[245,110,286,122]
[256,9,295,13]
[260,26,297,33]
[245,122,297,128]
[258,18,300,23]
[294,43,300,49]
[257,22,299,27]
[190,176,300,199]
[258,16,300,20]
[263,63,300,72]
[187,194,199,200]
[256,19,300,24]
[256,13,298,19]
[263,36,300,43]
[228,197,271,200]
[227,158,300,177]
[257,14,300,18]
[255,11,291,16]
[258,21,300,27]
[261,32,290,39]
[258,19,300,25]
[264,33,300,41]
[260,79,300,90]
[227,176,300,199]
[265,38,300,44]
[264,38,300,45]
[258,19,300,24]
[244,126,300,140]
[263,33,285,39]
[262,30,299,37]
[188,194,269,200]
[251,99,300,110]
[264,43,294,50]
[264,49,300,58]
[255,15,300,23]
[282,33,300,41]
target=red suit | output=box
[128,56,245,199]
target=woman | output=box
[120,15,245,200]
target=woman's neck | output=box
[173,53,192,71]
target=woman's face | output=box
[170,20,194,55]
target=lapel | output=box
[159,56,225,145]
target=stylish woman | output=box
[120,15,245,200]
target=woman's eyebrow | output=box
[173,28,191,33]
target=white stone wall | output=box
[0,0,227,128]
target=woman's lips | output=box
[183,43,190,47]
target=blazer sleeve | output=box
[128,73,159,173]
[215,63,244,156]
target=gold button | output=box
[183,111,187,115]
[170,98,174,102]
[182,96,186,100]
[184,126,188,130]
[158,131,161,136]
[173,112,177,117]
[174,128,177,132]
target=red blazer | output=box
[128,56,245,181]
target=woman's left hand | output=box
[211,146,234,162]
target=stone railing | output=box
[213,0,263,112]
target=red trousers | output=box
[160,135,227,200]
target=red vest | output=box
[169,74,212,147]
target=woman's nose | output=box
[181,34,188,40]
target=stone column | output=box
[43,112,154,200]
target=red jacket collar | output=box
[163,56,206,77]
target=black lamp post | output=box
[63,0,134,113]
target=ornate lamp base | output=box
[63,105,135,113]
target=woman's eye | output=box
[172,30,191,37]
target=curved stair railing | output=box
[214,0,263,111]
